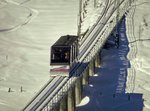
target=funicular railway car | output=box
[50,35,78,76]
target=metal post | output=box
[77,0,83,37]
[78,0,83,54]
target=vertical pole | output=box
[77,0,82,37]
[21,86,23,92]
[8,88,11,92]
[75,77,82,105]
[77,0,83,54]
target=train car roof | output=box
[52,35,78,47]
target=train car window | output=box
[51,47,70,64]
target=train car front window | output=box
[51,47,70,64]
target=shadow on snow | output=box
[76,15,144,111]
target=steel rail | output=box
[36,77,69,111]
[79,0,119,56]
[79,0,111,46]
[23,76,64,111]
[22,77,54,111]
[78,0,125,62]
[29,76,65,111]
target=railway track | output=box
[79,0,111,46]
[78,0,126,62]
[23,76,68,111]
[23,0,134,111]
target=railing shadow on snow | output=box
[75,16,144,111]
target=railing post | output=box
[77,0,82,37]
[53,105,59,111]
[75,77,82,105]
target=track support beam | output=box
[82,67,89,85]
[67,87,75,111]
[75,77,82,105]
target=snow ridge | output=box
[0,0,38,32]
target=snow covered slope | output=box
[0,0,78,110]
[1,0,150,111]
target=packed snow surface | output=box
[0,0,78,110]
[0,0,150,111]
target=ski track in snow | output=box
[0,0,38,32]
[126,2,137,93]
